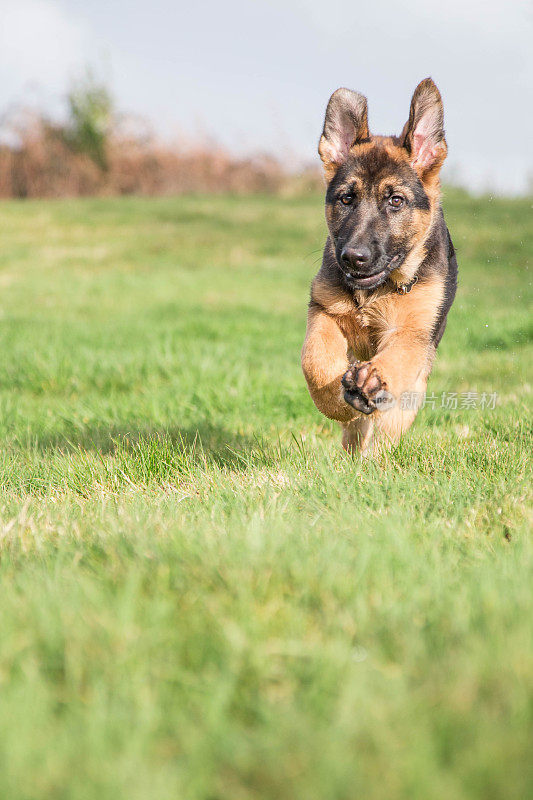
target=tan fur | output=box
[301,304,357,424]
[341,372,426,454]
[302,275,445,453]
[342,415,375,454]
[389,217,431,284]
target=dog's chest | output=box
[338,293,396,361]
[337,307,374,361]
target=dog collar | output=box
[390,275,418,295]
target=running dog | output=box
[301,78,458,453]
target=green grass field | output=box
[0,190,531,799]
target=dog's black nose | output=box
[341,245,372,269]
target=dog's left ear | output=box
[401,78,447,176]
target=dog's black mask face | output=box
[318,80,446,290]
[325,149,431,290]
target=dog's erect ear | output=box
[401,78,447,176]
[318,88,369,177]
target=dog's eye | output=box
[389,195,404,209]
[340,193,354,206]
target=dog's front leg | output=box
[301,304,359,425]
[342,331,433,445]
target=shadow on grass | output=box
[26,421,259,472]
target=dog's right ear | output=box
[318,88,370,179]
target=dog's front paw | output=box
[342,360,389,415]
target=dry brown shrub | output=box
[0,111,321,198]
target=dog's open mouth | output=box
[347,268,389,288]
[344,254,404,290]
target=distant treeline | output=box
[0,73,320,199]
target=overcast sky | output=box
[1,0,532,193]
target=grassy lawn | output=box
[0,189,531,800]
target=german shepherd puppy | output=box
[302,78,457,454]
